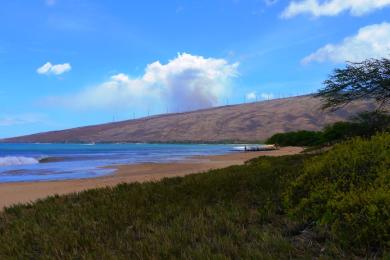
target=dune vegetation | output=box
[0,133,388,258]
[286,133,390,254]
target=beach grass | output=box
[0,154,319,258]
[0,135,388,258]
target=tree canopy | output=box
[316,58,390,111]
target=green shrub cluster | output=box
[322,121,357,143]
[285,133,390,253]
[266,130,324,146]
[266,111,390,146]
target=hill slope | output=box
[1,95,375,143]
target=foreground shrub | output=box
[285,133,390,253]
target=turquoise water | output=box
[0,143,237,183]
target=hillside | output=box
[1,95,375,143]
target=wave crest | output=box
[0,156,40,166]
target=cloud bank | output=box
[302,22,390,64]
[48,53,238,112]
[37,62,71,75]
[282,0,390,18]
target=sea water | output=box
[0,143,237,183]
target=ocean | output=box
[0,143,238,183]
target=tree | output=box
[266,130,324,146]
[322,121,357,144]
[350,110,390,137]
[316,58,390,111]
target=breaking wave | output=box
[0,156,40,166]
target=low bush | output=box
[350,110,390,137]
[285,133,390,253]
[266,130,324,146]
[322,121,357,143]
[266,111,390,147]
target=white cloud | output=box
[245,92,274,101]
[246,92,257,100]
[302,22,390,64]
[37,62,52,74]
[37,62,71,75]
[282,0,390,18]
[260,93,274,100]
[47,53,239,112]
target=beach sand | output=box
[0,147,303,210]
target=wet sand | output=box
[0,147,303,210]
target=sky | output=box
[1,0,390,138]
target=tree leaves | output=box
[317,58,390,111]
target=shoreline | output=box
[0,147,303,210]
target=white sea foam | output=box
[233,146,246,151]
[0,156,39,166]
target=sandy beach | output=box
[0,146,303,210]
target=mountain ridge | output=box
[1,95,375,143]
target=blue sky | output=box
[1,0,390,138]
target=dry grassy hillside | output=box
[1,95,375,143]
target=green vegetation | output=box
[0,155,314,259]
[349,110,390,137]
[285,133,390,254]
[266,130,324,146]
[316,58,390,111]
[266,111,390,146]
[0,134,389,258]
